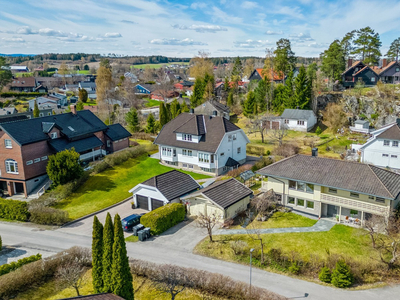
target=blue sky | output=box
[1,0,400,57]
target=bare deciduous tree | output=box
[251,189,277,218]
[268,124,288,147]
[376,214,400,270]
[56,260,87,296]
[246,224,266,264]
[197,213,219,242]
[251,113,274,144]
[364,214,384,248]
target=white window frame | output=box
[50,132,57,139]
[5,159,18,174]
[107,140,111,147]
[284,119,289,124]
[371,77,376,82]
[34,158,40,163]
[232,133,237,140]
[384,140,390,146]
[393,141,399,147]
[4,139,12,149]
[26,160,33,165]
[183,134,192,141]
[237,147,241,154]
[297,120,305,126]
[382,154,389,157]
[41,156,48,160]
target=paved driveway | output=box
[58,201,147,238]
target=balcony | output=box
[80,149,106,161]
[320,193,388,215]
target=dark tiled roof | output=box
[195,178,252,209]
[141,170,200,201]
[209,100,230,113]
[137,83,156,92]
[0,110,108,146]
[376,124,400,140]
[154,113,242,153]
[79,81,96,88]
[225,157,239,167]
[106,124,132,141]
[257,154,400,199]
[342,61,364,75]
[49,135,103,153]
[281,109,316,120]
[0,115,29,123]
[42,122,55,133]
[58,293,124,300]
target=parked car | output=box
[121,214,143,232]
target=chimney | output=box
[312,147,318,157]
[189,108,194,114]
[382,58,388,68]
[347,58,353,69]
[212,110,218,117]
[70,104,77,115]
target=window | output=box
[376,197,385,203]
[306,201,314,209]
[198,153,210,163]
[34,158,40,163]
[371,77,376,82]
[288,197,295,204]
[201,167,213,172]
[107,140,111,147]
[368,195,375,200]
[237,147,241,154]
[5,159,18,174]
[397,68,400,72]
[306,183,314,193]
[210,154,214,163]
[220,152,225,156]
[297,120,305,126]
[41,156,48,160]
[228,135,232,142]
[289,180,296,189]
[182,149,193,157]
[4,139,12,148]
[297,182,306,191]
[162,147,172,157]
[382,154,389,157]
[232,134,237,140]
[183,134,192,141]
[284,119,289,124]
[393,141,399,147]
[297,199,305,207]
[384,140,390,146]
[50,132,57,139]
[39,113,44,117]
[350,192,359,198]
[328,188,337,193]
[26,160,33,165]
[392,155,398,158]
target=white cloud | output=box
[38,28,68,37]
[241,1,258,9]
[104,32,122,38]
[307,42,329,48]
[172,24,227,33]
[2,37,25,42]
[149,38,207,46]
[234,39,272,48]
[289,32,314,41]
[16,26,37,34]
[190,2,206,9]
[265,30,284,35]
[121,20,136,24]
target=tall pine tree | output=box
[102,213,114,293]
[283,71,295,109]
[125,108,139,132]
[227,91,234,107]
[170,99,181,119]
[190,78,205,108]
[111,214,134,300]
[92,216,104,293]
[321,40,346,81]
[293,66,311,109]
[33,100,40,118]
[159,102,168,126]
[254,78,267,112]
[145,114,156,133]
[352,26,381,65]
[386,37,400,61]
[243,91,256,116]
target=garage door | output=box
[136,195,149,210]
[151,198,164,210]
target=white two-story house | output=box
[154,111,250,175]
[359,119,400,171]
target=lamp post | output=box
[250,248,255,295]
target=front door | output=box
[14,182,24,194]
[327,204,337,217]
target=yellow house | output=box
[257,154,400,224]
[182,178,253,220]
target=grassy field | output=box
[126,235,139,242]
[14,72,34,77]
[77,70,91,75]
[83,100,97,106]
[195,224,375,265]
[144,98,161,107]
[232,211,317,229]
[15,269,227,300]
[55,155,211,220]
[131,62,189,69]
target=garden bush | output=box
[140,203,185,235]
[0,247,91,299]
[230,240,248,255]
[273,143,300,157]
[0,199,30,221]
[288,261,301,275]
[0,254,42,276]
[29,206,69,225]
[315,126,322,135]
[331,260,354,288]
[318,266,332,283]
[251,156,274,172]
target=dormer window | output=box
[51,132,58,139]
[183,134,192,141]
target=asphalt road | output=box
[1,221,399,300]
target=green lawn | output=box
[125,235,139,242]
[84,100,97,106]
[14,72,33,77]
[232,211,317,229]
[77,70,91,75]
[55,155,211,220]
[144,98,161,107]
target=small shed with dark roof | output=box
[182,178,253,219]
[129,170,200,211]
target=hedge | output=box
[0,199,30,221]
[0,92,46,98]
[0,254,42,276]
[0,236,2,250]
[140,203,185,235]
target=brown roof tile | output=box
[376,124,400,140]
[11,77,36,88]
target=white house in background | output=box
[279,109,317,132]
[78,82,97,99]
[350,119,370,134]
[154,111,250,175]
[128,170,200,211]
[358,119,400,170]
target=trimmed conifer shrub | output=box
[331,260,354,288]
[92,216,103,293]
[102,213,114,293]
[111,214,134,300]
[318,266,332,283]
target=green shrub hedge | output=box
[0,254,42,276]
[0,92,46,98]
[0,199,30,221]
[29,207,69,225]
[140,203,185,235]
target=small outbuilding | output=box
[280,109,317,132]
[128,170,200,211]
[182,178,253,220]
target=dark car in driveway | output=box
[121,213,145,232]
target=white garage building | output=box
[129,170,200,211]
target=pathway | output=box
[215,218,335,235]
